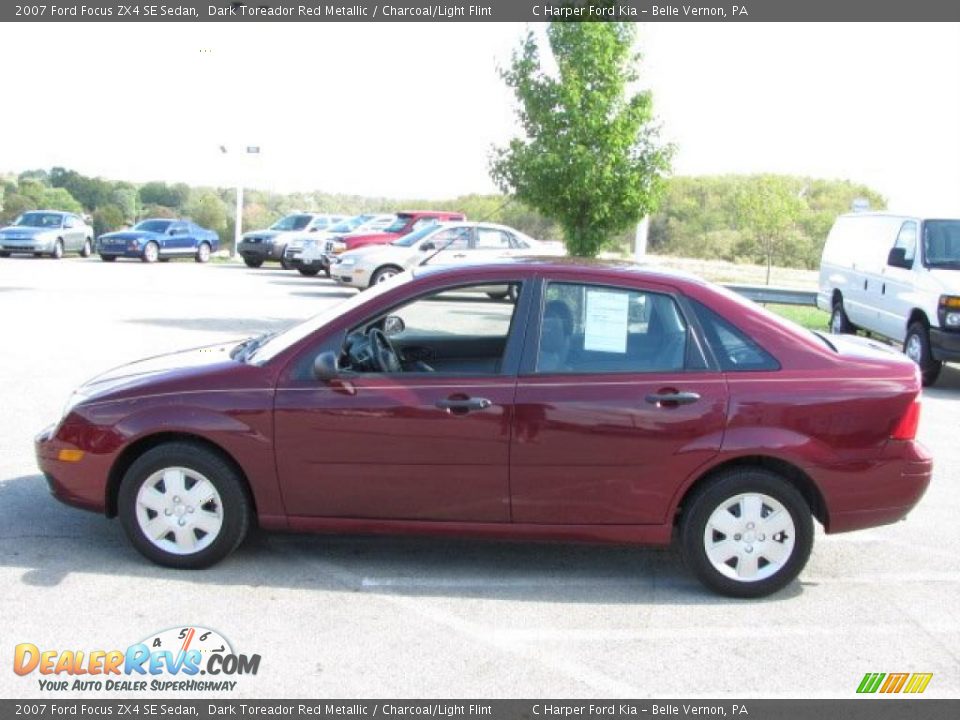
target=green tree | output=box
[186,190,228,237]
[40,187,83,214]
[1,193,35,222]
[734,175,805,284]
[490,15,672,257]
[92,204,127,236]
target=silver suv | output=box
[237,213,346,269]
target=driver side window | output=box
[343,283,522,376]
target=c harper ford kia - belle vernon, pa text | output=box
[35,259,931,597]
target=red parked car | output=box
[35,260,931,597]
[316,210,466,275]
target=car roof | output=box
[412,256,709,287]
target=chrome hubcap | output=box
[199,245,210,261]
[135,467,223,555]
[905,335,922,363]
[376,271,396,283]
[704,493,795,583]
[145,244,158,262]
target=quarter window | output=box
[689,300,779,372]
[536,283,691,374]
[894,221,918,263]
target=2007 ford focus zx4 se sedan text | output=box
[35,259,932,597]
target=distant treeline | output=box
[0,168,883,270]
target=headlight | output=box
[938,296,960,329]
[339,257,356,267]
[331,242,347,254]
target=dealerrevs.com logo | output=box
[14,626,261,693]
[856,672,933,694]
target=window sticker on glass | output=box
[584,290,629,353]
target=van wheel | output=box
[904,323,942,386]
[680,468,813,598]
[118,443,251,569]
[829,301,853,334]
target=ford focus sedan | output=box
[35,260,931,597]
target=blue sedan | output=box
[97,219,219,263]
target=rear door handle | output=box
[645,391,701,407]
[436,397,492,413]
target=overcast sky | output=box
[2,22,958,213]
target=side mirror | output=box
[420,242,435,252]
[887,247,911,269]
[312,351,340,381]
[383,315,405,337]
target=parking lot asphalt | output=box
[1,256,958,699]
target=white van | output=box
[817,212,960,385]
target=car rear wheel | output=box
[297,266,321,277]
[80,239,92,258]
[51,240,64,260]
[829,301,853,334]
[680,468,813,598]
[279,255,292,270]
[141,241,159,263]
[243,256,264,268]
[370,265,402,287]
[195,242,211,263]
[904,322,942,386]
[118,443,251,569]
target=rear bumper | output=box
[930,327,960,362]
[823,440,933,534]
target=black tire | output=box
[118,442,251,569]
[370,265,403,287]
[159,258,171,263]
[80,239,92,258]
[141,241,159,263]
[323,265,331,278]
[100,255,116,262]
[680,468,813,598]
[279,254,292,270]
[904,322,942,387]
[243,256,264,268]
[51,240,64,260]
[829,300,853,334]
[195,242,212,264]
[297,265,321,277]
[33,252,42,258]
[486,291,509,301]
[0,252,9,258]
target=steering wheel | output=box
[368,328,402,373]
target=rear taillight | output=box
[891,399,921,441]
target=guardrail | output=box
[724,284,818,307]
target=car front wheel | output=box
[118,443,251,569]
[904,322,942,386]
[141,242,159,263]
[297,266,321,277]
[80,239,92,258]
[195,242,211,263]
[680,468,813,598]
[243,256,264,268]
[829,301,852,334]
[51,240,64,260]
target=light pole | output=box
[220,144,260,259]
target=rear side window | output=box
[690,300,780,372]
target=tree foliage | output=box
[490,17,672,257]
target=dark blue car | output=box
[97,219,219,263]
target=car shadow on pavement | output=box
[125,317,300,334]
[0,474,802,605]
[925,364,960,397]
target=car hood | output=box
[72,341,245,407]
[343,244,416,264]
[343,231,400,245]
[926,268,960,293]
[99,230,159,242]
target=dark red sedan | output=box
[35,260,932,597]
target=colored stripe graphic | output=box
[880,673,909,693]
[857,673,885,693]
[857,672,932,694]
[903,673,933,694]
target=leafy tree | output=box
[93,204,127,236]
[734,175,805,284]
[186,190,228,236]
[139,182,184,209]
[1,194,35,222]
[18,169,50,186]
[40,187,84,214]
[490,16,672,257]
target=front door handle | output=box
[645,391,701,407]
[436,396,492,414]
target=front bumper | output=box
[35,423,110,514]
[238,241,285,261]
[930,327,960,362]
[0,239,50,253]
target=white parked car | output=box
[285,213,395,276]
[331,222,562,298]
[817,212,960,385]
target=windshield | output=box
[383,215,414,234]
[133,220,172,233]
[14,212,63,228]
[247,271,414,364]
[391,225,442,248]
[923,220,960,268]
[271,214,313,232]
[330,215,370,233]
